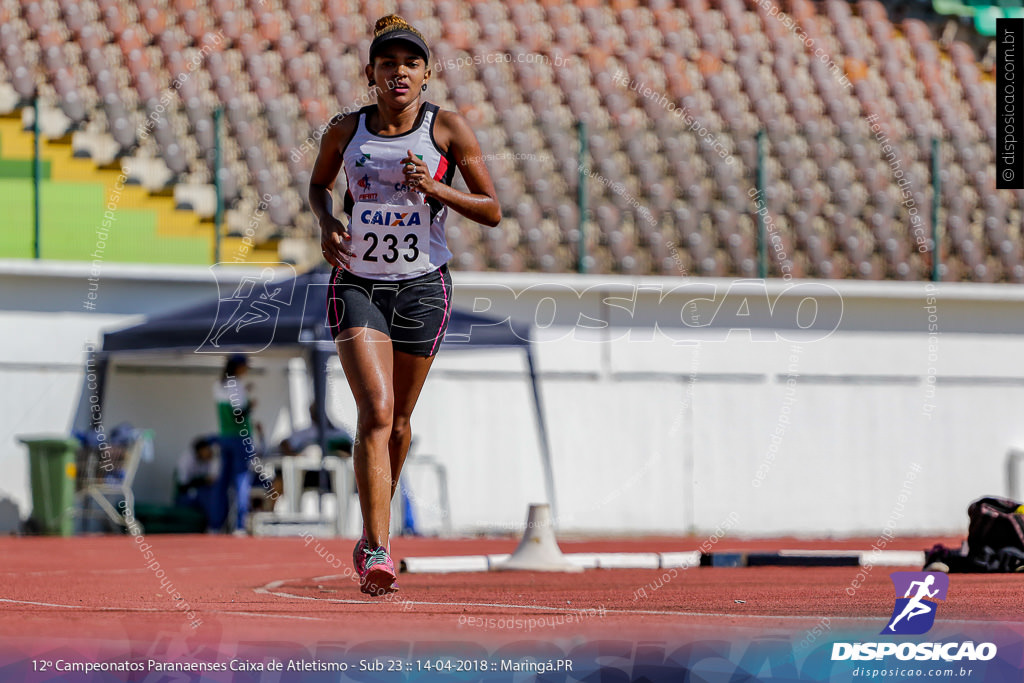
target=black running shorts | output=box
[326,263,453,357]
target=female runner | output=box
[309,15,501,595]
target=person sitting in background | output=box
[279,403,354,456]
[265,403,354,504]
[174,436,221,528]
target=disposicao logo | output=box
[831,571,997,663]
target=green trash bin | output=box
[18,436,80,536]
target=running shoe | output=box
[353,531,392,570]
[360,546,398,595]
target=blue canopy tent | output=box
[94,267,559,521]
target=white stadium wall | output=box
[2,259,1023,537]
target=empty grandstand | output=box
[0,0,1017,281]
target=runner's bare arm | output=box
[309,115,358,266]
[405,110,501,227]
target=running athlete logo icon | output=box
[881,572,949,635]
[197,264,296,354]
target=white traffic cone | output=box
[494,503,583,572]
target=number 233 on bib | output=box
[349,202,430,276]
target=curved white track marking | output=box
[0,597,327,622]
[255,576,1018,627]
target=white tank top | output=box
[340,102,455,281]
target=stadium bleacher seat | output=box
[0,0,1016,280]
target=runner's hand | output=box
[320,215,354,268]
[403,149,436,196]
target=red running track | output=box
[1,534,1020,648]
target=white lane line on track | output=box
[259,583,853,621]
[205,610,327,621]
[0,562,325,577]
[259,576,843,620]
[0,597,327,622]
[255,576,1019,627]
[0,598,164,611]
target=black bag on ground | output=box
[923,496,1024,573]
[967,497,1024,555]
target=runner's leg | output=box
[389,350,437,498]
[337,327,394,550]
